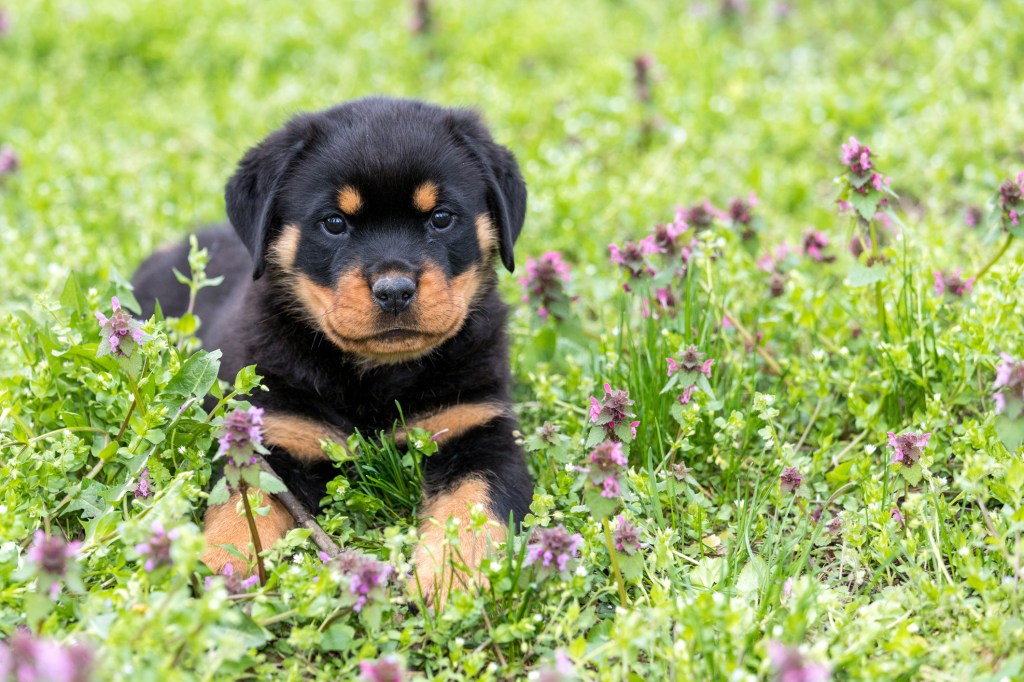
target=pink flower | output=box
[964,205,983,228]
[524,525,583,575]
[588,383,639,442]
[666,345,714,378]
[994,352,1024,414]
[0,143,18,175]
[891,508,904,526]
[801,231,834,263]
[95,296,148,358]
[0,630,94,682]
[520,251,573,322]
[133,467,152,498]
[683,200,725,230]
[767,641,832,682]
[998,174,1024,231]
[537,649,576,682]
[886,431,931,467]
[359,655,406,682]
[135,521,179,572]
[28,531,81,597]
[678,385,696,404]
[204,562,259,594]
[609,238,658,281]
[585,441,629,500]
[932,269,974,298]
[841,136,872,176]
[218,406,265,465]
[779,466,802,494]
[612,515,641,555]
[323,550,394,612]
[633,53,655,104]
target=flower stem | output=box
[602,516,628,604]
[869,220,888,338]
[973,233,1014,286]
[238,481,267,586]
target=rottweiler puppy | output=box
[131,97,533,602]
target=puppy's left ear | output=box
[449,112,527,273]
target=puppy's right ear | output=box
[225,115,317,279]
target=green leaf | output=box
[208,478,230,506]
[850,191,881,221]
[59,273,89,317]
[165,349,222,398]
[847,262,888,287]
[617,552,644,582]
[233,365,263,394]
[321,623,356,652]
[584,486,619,519]
[585,427,606,448]
[898,462,923,486]
[257,471,288,495]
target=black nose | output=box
[372,276,417,314]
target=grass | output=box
[2,0,1024,680]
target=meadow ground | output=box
[2,1,1024,680]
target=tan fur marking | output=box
[201,492,294,575]
[475,214,498,260]
[337,186,363,214]
[262,413,346,462]
[412,478,504,607]
[395,402,506,446]
[412,181,439,213]
[269,224,300,271]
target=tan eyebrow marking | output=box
[413,181,439,213]
[268,224,300,271]
[337,185,363,214]
[394,402,507,446]
[475,214,497,260]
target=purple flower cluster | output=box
[0,631,93,682]
[218,406,265,467]
[536,650,576,682]
[135,521,179,572]
[887,431,931,467]
[95,297,148,359]
[612,515,641,555]
[633,53,655,104]
[27,531,81,598]
[609,238,658,284]
[133,467,152,499]
[584,441,629,499]
[0,143,18,176]
[779,466,802,494]
[964,205,983,229]
[994,353,1024,415]
[588,383,639,442]
[801,231,835,263]
[683,200,725,230]
[767,641,831,682]
[519,251,573,322]
[998,173,1024,229]
[359,655,406,682]
[204,562,259,594]
[932,269,974,298]
[322,550,393,612]
[840,136,891,195]
[524,525,583,576]
[666,345,715,404]
[728,193,759,240]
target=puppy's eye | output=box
[429,210,454,231]
[318,215,347,235]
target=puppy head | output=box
[225,98,527,364]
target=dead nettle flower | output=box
[666,345,714,379]
[359,654,407,682]
[779,466,803,494]
[671,462,691,482]
[998,173,1024,230]
[609,237,658,286]
[321,550,393,612]
[536,650,577,682]
[135,521,179,572]
[811,506,823,524]
[887,431,931,467]
[612,515,641,555]
[683,200,725,231]
[964,205,984,229]
[588,383,640,442]
[826,514,842,539]
[767,641,832,682]
[585,440,628,499]
[932,269,974,298]
[994,353,1024,415]
[133,467,152,499]
[204,562,259,594]
[0,143,18,176]
[645,287,678,319]
[524,525,583,577]
[728,192,759,240]
[0,630,94,682]
[891,508,904,527]
[801,231,835,263]
[650,209,691,260]
[633,53,655,104]
[217,406,267,484]
[0,10,11,37]
[840,136,891,196]
[409,0,430,34]
[95,296,148,358]
[520,251,573,322]
[28,530,82,598]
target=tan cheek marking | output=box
[337,186,363,214]
[413,181,439,213]
[395,402,506,446]
[412,478,504,606]
[269,224,301,271]
[202,492,294,576]
[475,214,497,260]
[263,413,347,462]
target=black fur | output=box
[132,97,533,527]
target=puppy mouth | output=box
[369,327,425,342]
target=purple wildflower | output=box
[840,137,872,176]
[994,353,1024,414]
[0,143,18,175]
[537,650,577,682]
[826,514,843,538]
[671,462,690,482]
[782,577,794,599]
[650,211,690,258]
[886,431,931,467]
[133,467,152,498]
[964,205,983,229]
[767,641,832,682]
[359,655,406,682]
[524,525,583,575]
[519,251,573,322]
[0,630,94,682]
[678,385,696,405]
[322,550,393,612]
[666,345,714,378]
[95,296,148,358]
[683,200,724,230]
[633,53,655,104]
[801,231,835,263]
[609,238,658,283]
[205,562,259,594]
[588,383,639,442]
[811,506,823,524]
[135,521,179,572]
[728,193,759,240]
[218,406,265,465]
[891,508,904,526]
[28,531,81,598]
[933,269,974,298]
[612,515,641,555]
[998,173,1024,230]
[409,0,430,34]
[779,466,802,494]
[585,440,628,499]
